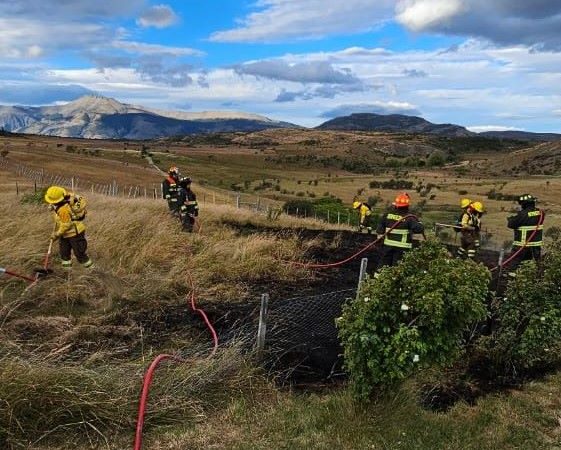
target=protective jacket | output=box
[162,176,180,204]
[52,194,87,238]
[507,207,544,248]
[178,188,199,217]
[357,203,372,222]
[460,212,480,233]
[377,208,424,249]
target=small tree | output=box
[338,240,489,400]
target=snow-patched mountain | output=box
[0,95,295,139]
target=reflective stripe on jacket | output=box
[162,177,179,201]
[508,208,544,248]
[377,210,424,249]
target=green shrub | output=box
[483,241,561,376]
[20,188,48,205]
[338,240,489,400]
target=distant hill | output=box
[316,113,474,137]
[0,95,297,139]
[479,130,561,142]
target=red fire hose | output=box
[289,214,419,269]
[490,210,545,272]
[132,273,218,450]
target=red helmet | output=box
[393,193,410,208]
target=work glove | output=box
[50,232,60,241]
[165,194,171,199]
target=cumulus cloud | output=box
[235,60,360,84]
[210,0,394,42]
[137,4,178,28]
[0,0,201,93]
[396,0,466,31]
[320,102,421,118]
[396,0,561,50]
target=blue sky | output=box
[1,0,560,131]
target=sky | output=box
[1,0,561,131]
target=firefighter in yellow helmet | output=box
[456,201,483,259]
[44,186,93,270]
[471,201,484,250]
[353,200,373,234]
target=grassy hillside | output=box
[1,132,561,449]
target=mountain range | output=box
[0,95,295,139]
[0,95,559,141]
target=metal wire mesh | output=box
[264,289,356,379]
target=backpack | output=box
[69,194,87,221]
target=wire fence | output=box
[257,288,357,380]
[0,157,359,225]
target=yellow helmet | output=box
[460,198,472,209]
[471,201,484,213]
[352,201,361,209]
[44,186,68,204]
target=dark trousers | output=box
[181,212,196,232]
[458,232,477,258]
[167,198,180,213]
[379,246,406,268]
[509,247,542,271]
[60,232,89,263]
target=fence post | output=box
[71,177,74,191]
[16,181,19,196]
[497,248,505,279]
[256,293,269,359]
[337,211,340,225]
[356,258,369,300]
[327,210,330,223]
[236,195,240,208]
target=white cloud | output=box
[396,0,466,31]
[320,101,420,118]
[137,4,178,28]
[467,125,525,133]
[396,0,561,50]
[8,40,561,131]
[112,41,204,57]
[210,0,394,42]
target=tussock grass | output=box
[0,343,265,448]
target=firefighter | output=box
[353,200,373,234]
[472,201,484,250]
[44,186,93,270]
[507,194,545,274]
[162,166,181,215]
[178,177,199,232]
[377,193,424,267]
[457,201,483,259]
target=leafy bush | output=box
[483,241,561,376]
[20,188,48,205]
[338,240,489,400]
